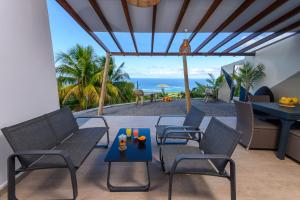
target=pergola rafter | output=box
[121,0,139,53]
[109,52,255,56]
[188,0,222,43]
[151,5,157,53]
[223,5,300,53]
[192,0,255,53]
[208,0,288,53]
[89,0,124,53]
[56,0,299,57]
[238,20,300,53]
[56,0,109,52]
[165,0,190,53]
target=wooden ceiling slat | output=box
[151,5,157,53]
[208,0,288,53]
[192,0,255,53]
[56,0,110,52]
[121,0,138,53]
[165,0,191,53]
[110,52,255,56]
[238,21,300,53]
[188,0,223,42]
[89,0,124,53]
[223,5,300,53]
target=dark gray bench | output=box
[2,107,109,200]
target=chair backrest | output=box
[248,95,270,102]
[234,100,254,148]
[46,107,78,143]
[200,117,240,173]
[2,115,57,167]
[183,106,205,129]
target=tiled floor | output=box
[1,116,299,200]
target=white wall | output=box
[0,0,59,189]
[245,34,300,93]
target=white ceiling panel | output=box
[64,0,299,33]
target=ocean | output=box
[129,78,207,93]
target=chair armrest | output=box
[156,115,186,126]
[10,150,75,170]
[171,153,235,175]
[162,125,194,135]
[75,116,109,128]
[162,129,203,143]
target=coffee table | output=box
[104,128,152,192]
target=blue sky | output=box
[47,0,244,79]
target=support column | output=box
[182,55,191,112]
[98,52,110,115]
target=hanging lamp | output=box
[127,0,160,8]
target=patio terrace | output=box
[1,115,300,200]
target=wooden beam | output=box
[165,0,191,53]
[98,53,111,115]
[121,0,138,53]
[252,32,299,53]
[192,0,255,53]
[238,20,300,53]
[208,0,287,53]
[56,0,109,52]
[151,5,157,53]
[89,0,124,53]
[182,55,191,112]
[223,5,300,53]
[188,0,223,42]
[110,52,255,56]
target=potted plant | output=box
[233,62,265,101]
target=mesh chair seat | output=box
[161,145,217,174]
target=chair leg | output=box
[7,156,17,200]
[230,161,236,200]
[68,167,78,200]
[159,148,165,172]
[168,172,175,200]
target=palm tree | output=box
[234,62,265,100]
[205,73,224,98]
[96,56,134,104]
[56,44,101,110]
[56,44,133,110]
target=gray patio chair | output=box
[160,117,239,200]
[235,100,280,149]
[155,105,205,145]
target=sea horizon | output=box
[129,78,207,93]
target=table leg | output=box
[277,119,294,160]
[107,162,150,192]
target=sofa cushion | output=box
[37,141,96,168]
[254,118,279,130]
[64,127,108,144]
[1,116,56,166]
[46,107,78,143]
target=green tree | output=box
[191,82,206,98]
[56,44,133,110]
[205,73,224,98]
[233,62,265,99]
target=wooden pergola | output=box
[56,0,300,114]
